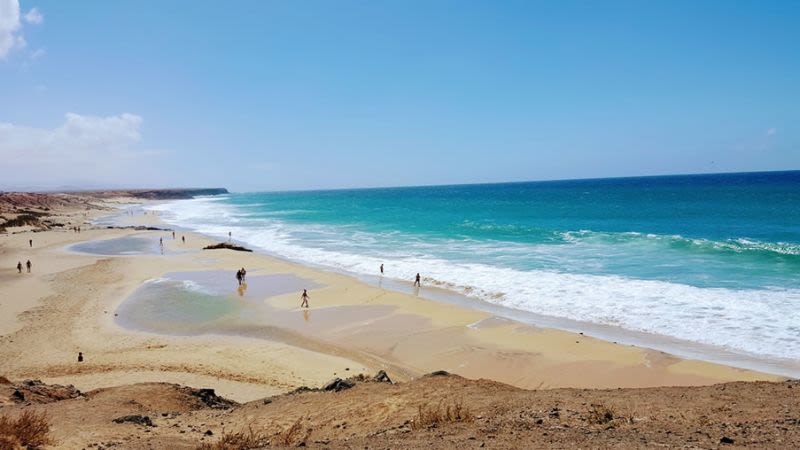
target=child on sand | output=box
[300,289,310,308]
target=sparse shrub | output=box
[275,417,309,447]
[0,410,54,449]
[588,403,615,425]
[195,426,270,450]
[410,399,474,430]
[1,215,42,229]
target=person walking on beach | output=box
[29,239,32,247]
[236,269,243,286]
[240,267,246,282]
[181,236,186,244]
[26,260,32,273]
[172,231,176,239]
[414,273,421,287]
[17,262,22,274]
[300,289,310,308]
[380,264,384,275]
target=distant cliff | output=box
[122,188,229,200]
[74,188,230,200]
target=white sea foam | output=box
[147,198,800,361]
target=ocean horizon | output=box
[148,170,800,371]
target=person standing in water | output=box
[414,273,421,287]
[380,264,384,275]
[300,289,310,308]
[240,268,246,282]
[236,269,243,286]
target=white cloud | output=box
[24,7,42,25]
[0,1,43,60]
[0,113,161,187]
[0,0,21,59]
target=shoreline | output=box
[0,195,787,405]
[141,199,800,380]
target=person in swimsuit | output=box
[414,273,421,287]
[300,289,310,308]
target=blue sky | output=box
[1,0,798,191]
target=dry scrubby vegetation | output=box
[0,410,54,449]
[275,417,311,447]
[588,403,616,425]
[195,426,270,450]
[587,402,637,427]
[411,399,474,430]
[196,418,311,450]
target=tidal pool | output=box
[115,271,321,335]
[69,235,163,256]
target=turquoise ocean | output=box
[149,171,800,373]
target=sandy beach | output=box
[0,195,782,407]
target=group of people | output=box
[235,267,247,286]
[71,226,81,233]
[293,266,419,310]
[380,263,422,287]
[16,260,32,274]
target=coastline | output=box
[0,194,786,406]
[148,197,800,380]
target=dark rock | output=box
[12,389,24,402]
[205,430,213,436]
[323,378,356,392]
[191,388,236,409]
[427,370,450,377]
[104,225,171,231]
[113,415,155,427]
[373,370,392,383]
[720,437,735,445]
[202,243,253,252]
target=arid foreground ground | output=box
[1,373,799,449]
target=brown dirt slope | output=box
[0,373,798,449]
